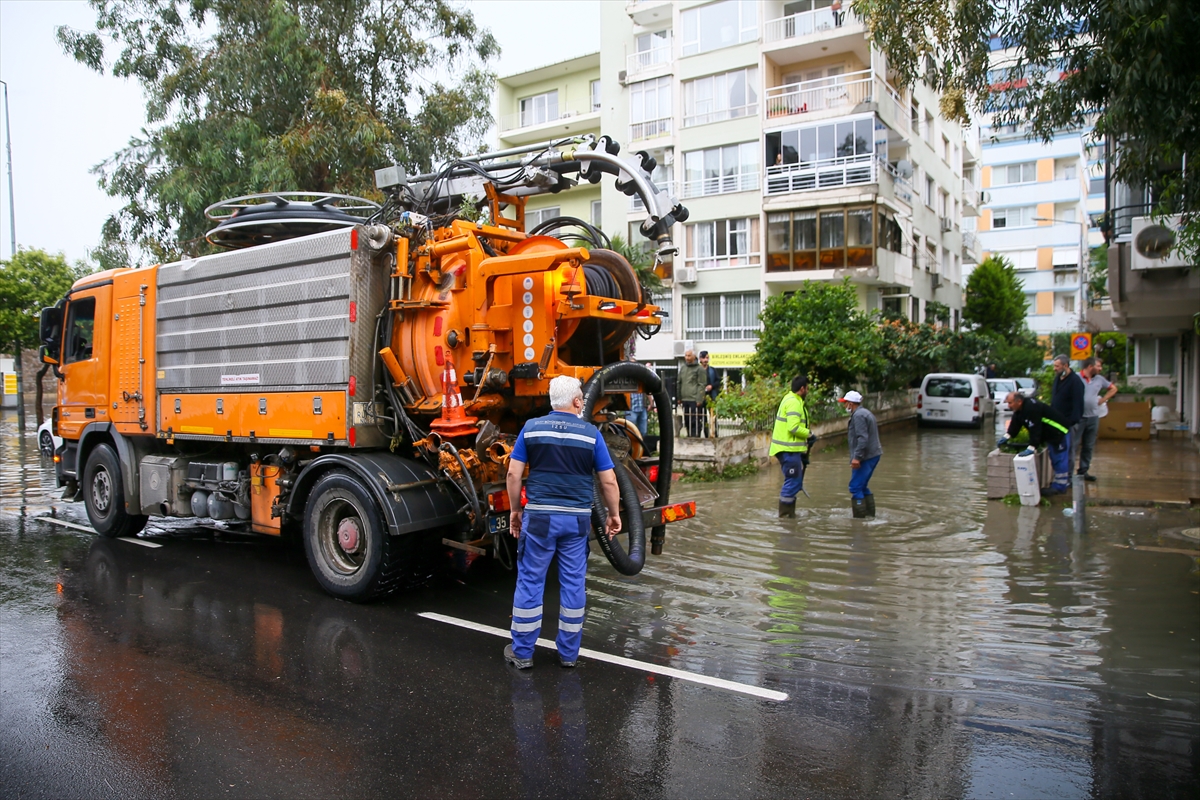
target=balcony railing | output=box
[631,182,674,211]
[629,117,672,141]
[765,69,872,119]
[681,171,760,199]
[684,253,762,271]
[499,106,595,133]
[627,46,672,76]
[962,177,978,202]
[764,7,861,44]
[684,102,758,128]
[962,232,978,251]
[764,154,877,196]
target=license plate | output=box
[930,409,947,417]
[488,513,509,534]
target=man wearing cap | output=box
[699,351,719,436]
[840,391,882,519]
[769,375,811,518]
[678,349,706,437]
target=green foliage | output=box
[679,460,760,483]
[711,376,786,432]
[1118,383,1170,396]
[1033,364,1056,402]
[0,249,90,352]
[964,256,1027,337]
[748,279,883,387]
[608,234,663,293]
[1088,243,1109,301]
[59,0,498,262]
[853,0,1200,261]
[988,329,1047,378]
[1094,332,1126,378]
[1049,332,1073,360]
[876,317,993,388]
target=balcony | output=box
[962,177,979,216]
[962,231,981,264]
[681,171,760,199]
[625,0,672,26]
[498,107,600,145]
[627,46,672,78]
[764,7,864,47]
[764,69,908,133]
[629,117,672,142]
[765,154,877,196]
[684,252,762,271]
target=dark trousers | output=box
[682,401,704,437]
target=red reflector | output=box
[348,426,356,447]
[433,315,443,336]
[348,376,356,397]
[487,491,510,512]
[349,301,357,323]
[636,308,652,317]
[520,487,527,507]
[645,465,659,483]
[350,228,359,250]
[435,345,444,366]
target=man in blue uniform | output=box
[505,375,622,670]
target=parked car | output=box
[917,373,992,428]
[1013,377,1037,398]
[37,418,62,457]
[987,378,1019,412]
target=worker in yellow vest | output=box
[769,375,811,518]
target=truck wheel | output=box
[39,430,54,456]
[82,443,147,538]
[303,471,406,601]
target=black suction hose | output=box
[581,361,673,559]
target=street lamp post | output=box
[0,79,22,433]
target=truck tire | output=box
[82,443,147,538]
[303,470,408,601]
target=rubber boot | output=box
[851,497,867,519]
[864,494,876,518]
[778,500,795,518]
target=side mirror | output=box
[39,306,62,364]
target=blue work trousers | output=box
[776,451,805,503]
[1048,434,1071,492]
[848,454,881,499]
[511,513,589,663]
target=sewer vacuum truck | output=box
[40,134,695,600]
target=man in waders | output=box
[505,376,622,670]
[997,392,1072,494]
[770,375,811,518]
[839,390,882,518]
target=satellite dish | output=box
[896,160,913,179]
[1134,224,1175,259]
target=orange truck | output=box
[40,134,695,600]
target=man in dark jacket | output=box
[677,350,706,437]
[998,392,1072,493]
[1050,354,1084,474]
[840,391,882,519]
[699,351,719,436]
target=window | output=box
[631,157,674,211]
[651,290,672,332]
[992,206,1037,229]
[591,80,602,112]
[64,297,95,363]
[923,111,934,145]
[925,241,938,273]
[682,142,759,197]
[938,189,948,218]
[910,100,920,132]
[526,206,560,230]
[1057,294,1075,314]
[993,161,1037,186]
[766,116,875,166]
[1088,175,1105,195]
[767,206,878,271]
[942,134,950,163]
[686,218,760,269]
[1006,249,1038,270]
[629,76,672,140]
[925,175,936,207]
[681,0,757,56]
[519,90,558,127]
[685,292,761,341]
[1134,337,1177,375]
[684,67,758,126]
[635,29,672,69]
[925,377,972,398]
[591,200,602,228]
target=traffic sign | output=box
[1070,333,1093,361]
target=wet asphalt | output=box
[1,411,1198,799]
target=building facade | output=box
[495,1,975,383]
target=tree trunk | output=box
[35,361,50,426]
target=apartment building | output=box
[971,41,1107,341]
[495,53,604,231]
[495,2,975,382]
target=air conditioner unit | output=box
[671,339,696,358]
[618,70,628,85]
[1131,215,1190,269]
[677,266,698,284]
[930,273,942,289]
[940,217,953,233]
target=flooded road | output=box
[2,412,1197,798]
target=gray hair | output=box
[1053,354,1070,365]
[549,375,583,411]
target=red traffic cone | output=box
[430,360,480,438]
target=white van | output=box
[918,373,992,428]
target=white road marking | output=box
[118,537,163,548]
[32,517,96,534]
[418,611,788,702]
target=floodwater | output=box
[1,411,1197,798]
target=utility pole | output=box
[1,79,23,433]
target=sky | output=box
[0,0,600,266]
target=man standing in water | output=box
[840,390,881,518]
[769,375,811,518]
[505,376,622,670]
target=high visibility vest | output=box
[1042,416,1069,435]
[769,392,810,456]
